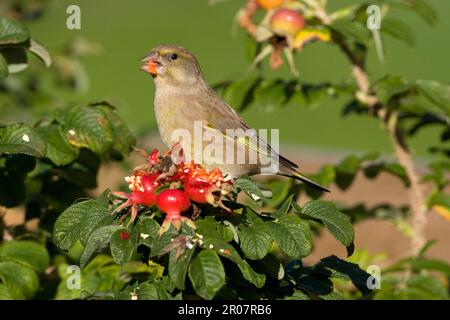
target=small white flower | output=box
[124,176,131,183]
[186,242,194,249]
[209,244,214,249]
[22,134,30,142]
[130,292,138,300]
[68,129,76,136]
[219,249,225,253]
[140,233,149,240]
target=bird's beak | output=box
[141,52,161,77]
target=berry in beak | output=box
[141,52,161,77]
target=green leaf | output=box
[80,225,123,268]
[223,75,261,110]
[415,80,450,117]
[137,217,160,246]
[253,80,287,112]
[285,289,309,300]
[330,20,370,44]
[374,75,411,105]
[259,253,284,280]
[381,18,415,46]
[391,0,438,26]
[0,283,14,299]
[272,195,293,219]
[135,281,174,300]
[235,177,265,199]
[302,200,355,248]
[94,102,136,154]
[238,221,272,260]
[61,105,115,154]
[267,215,312,258]
[54,199,112,250]
[110,229,138,265]
[0,53,8,78]
[0,124,46,157]
[28,38,51,67]
[188,250,225,300]
[169,247,195,290]
[0,17,29,45]
[1,47,28,73]
[0,241,49,273]
[202,237,266,288]
[412,259,450,276]
[313,255,372,295]
[0,261,39,299]
[36,124,79,166]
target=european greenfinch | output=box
[141,44,328,192]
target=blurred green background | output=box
[28,0,450,156]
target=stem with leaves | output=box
[306,0,427,256]
[336,35,427,258]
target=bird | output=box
[140,44,328,193]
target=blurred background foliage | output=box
[5,0,450,155]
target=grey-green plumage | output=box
[141,44,329,192]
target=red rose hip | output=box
[270,8,305,36]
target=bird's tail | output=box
[279,168,330,193]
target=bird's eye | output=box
[170,53,178,61]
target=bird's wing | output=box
[199,94,299,169]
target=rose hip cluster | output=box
[112,148,233,236]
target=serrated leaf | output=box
[169,247,195,290]
[235,177,265,200]
[110,229,138,265]
[54,199,112,250]
[238,222,272,260]
[272,194,293,219]
[302,200,354,248]
[0,124,46,157]
[0,261,38,299]
[0,17,29,45]
[0,241,49,273]
[188,250,225,300]
[94,102,136,154]
[267,215,312,258]
[61,105,115,154]
[202,237,266,288]
[36,124,78,166]
[80,225,123,268]
[137,217,160,246]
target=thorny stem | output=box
[326,15,427,257]
[239,0,429,256]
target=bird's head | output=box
[141,45,203,87]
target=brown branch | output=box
[335,37,427,256]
